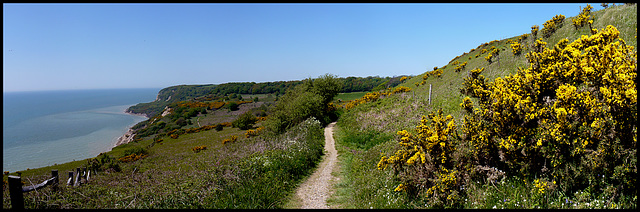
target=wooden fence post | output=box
[74,167,81,186]
[67,171,74,186]
[82,167,87,183]
[428,84,432,105]
[51,170,59,192]
[8,175,24,210]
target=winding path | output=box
[295,122,338,209]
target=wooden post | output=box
[67,171,74,186]
[8,175,24,209]
[74,167,81,186]
[51,170,59,192]
[428,84,432,105]
[82,167,87,183]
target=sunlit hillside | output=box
[332,3,636,209]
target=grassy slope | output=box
[330,4,636,209]
[3,94,325,209]
[3,117,326,209]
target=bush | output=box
[460,25,636,196]
[233,111,257,130]
[222,135,238,145]
[265,74,342,133]
[377,109,462,206]
[215,124,224,131]
[541,14,565,38]
[572,4,593,29]
[227,102,239,111]
[379,25,637,207]
[175,117,187,126]
[87,153,121,172]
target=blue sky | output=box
[3,3,605,92]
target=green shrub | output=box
[227,102,239,111]
[232,111,257,130]
[265,74,342,133]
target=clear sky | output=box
[3,3,606,92]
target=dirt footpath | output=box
[295,122,338,209]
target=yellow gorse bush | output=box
[572,4,594,29]
[118,153,147,163]
[377,109,458,169]
[420,67,444,84]
[392,86,412,94]
[341,86,412,110]
[245,127,264,138]
[541,14,565,38]
[192,145,207,153]
[461,25,636,193]
[454,61,468,72]
[510,41,523,55]
[379,25,636,206]
[222,135,238,144]
[378,109,460,203]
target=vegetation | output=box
[3,3,636,210]
[3,72,343,209]
[232,111,257,130]
[330,4,636,209]
[264,74,343,133]
[128,76,407,118]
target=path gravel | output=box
[295,122,338,209]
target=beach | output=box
[114,110,149,147]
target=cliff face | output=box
[114,128,136,147]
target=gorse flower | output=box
[533,179,548,194]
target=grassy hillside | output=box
[331,3,636,209]
[2,75,346,209]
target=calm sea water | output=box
[3,88,159,172]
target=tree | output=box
[265,73,342,133]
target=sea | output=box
[3,88,159,173]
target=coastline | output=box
[114,109,149,148]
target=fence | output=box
[7,167,94,209]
